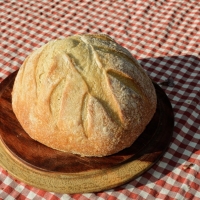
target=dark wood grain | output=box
[0,71,174,173]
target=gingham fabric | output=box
[0,0,200,199]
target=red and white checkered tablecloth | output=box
[0,0,200,199]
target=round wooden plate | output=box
[0,71,174,194]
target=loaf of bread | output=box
[12,34,156,157]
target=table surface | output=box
[0,0,200,199]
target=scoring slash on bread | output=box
[12,34,157,157]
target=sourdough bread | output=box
[12,34,157,157]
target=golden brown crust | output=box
[12,34,157,157]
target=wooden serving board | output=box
[0,71,174,194]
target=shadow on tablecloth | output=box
[116,54,200,190]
